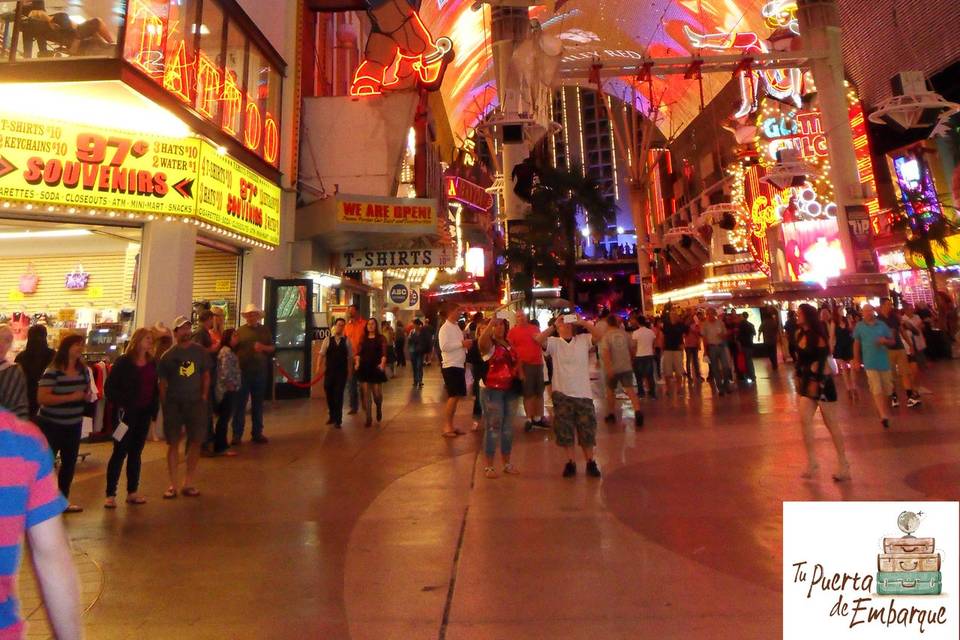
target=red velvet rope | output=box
[275,364,325,389]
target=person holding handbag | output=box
[103,328,159,508]
[795,304,850,482]
[36,334,91,513]
[477,317,521,479]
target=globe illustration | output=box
[897,511,921,535]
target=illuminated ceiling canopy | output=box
[420,0,788,140]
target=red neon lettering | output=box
[163,40,192,104]
[222,72,242,136]
[196,54,221,119]
[244,97,262,152]
[127,0,166,78]
[263,114,279,165]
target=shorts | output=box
[162,398,207,444]
[442,366,467,397]
[888,349,909,374]
[521,363,545,397]
[864,369,893,396]
[661,350,685,378]
[551,392,597,448]
[605,370,636,391]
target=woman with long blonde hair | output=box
[102,328,159,508]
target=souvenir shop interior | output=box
[0,217,241,360]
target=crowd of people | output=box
[0,304,277,514]
[0,292,957,638]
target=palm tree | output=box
[502,163,617,310]
[889,187,959,307]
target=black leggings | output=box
[106,407,152,497]
[38,421,82,500]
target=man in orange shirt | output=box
[343,304,367,415]
[509,310,547,430]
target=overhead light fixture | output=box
[308,272,342,288]
[0,229,93,240]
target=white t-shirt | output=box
[438,320,466,368]
[631,327,656,357]
[545,333,594,399]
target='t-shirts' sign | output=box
[340,248,453,270]
[335,195,437,227]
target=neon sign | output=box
[124,0,280,168]
[683,0,802,119]
[848,100,880,218]
[761,110,828,161]
[444,176,493,211]
[350,2,454,97]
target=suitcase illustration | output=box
[878,553,941,573]
[882,537,935,554]
[876,571,942,596]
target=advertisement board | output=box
[0,112,280,245]
[340,247,453,270]
[385,280,420,310]
[336,194,437,228]
[196,142,281,245]
[0,115,198,216]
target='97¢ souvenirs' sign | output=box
[0,113,280,245]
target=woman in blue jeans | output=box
[477,318,521,479]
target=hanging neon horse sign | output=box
[350,0,455,97]
[683,0,802,119]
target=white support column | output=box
[136,221,197,327]
[491,6,530,222]
[798,0,861,274]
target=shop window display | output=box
[0,221,140,360]
[9,0,119,60]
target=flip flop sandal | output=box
[104,498,117,509]
[126,496,147,505]
[64,505,83,513]
[180,487,201,497]
[162,488,178,499]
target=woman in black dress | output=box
[355,318,388,427]
[831,307,857,399]
[795,304,850,482]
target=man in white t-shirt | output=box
[631,317,657,399]
[536,315,605,478]
[438,304,473,437]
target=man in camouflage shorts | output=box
[536,315,605,478]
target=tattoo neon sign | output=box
[124,0,280,168]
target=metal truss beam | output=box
[558,51,824,80]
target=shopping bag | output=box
[19,263,39,294]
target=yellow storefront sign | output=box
[196,142,280,245]
[0,113,280,245]
[336,194,437,227]
[0,115,198,216]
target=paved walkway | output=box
[20,358,960,639]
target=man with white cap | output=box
[233,303,275,444]
[158,316,210,498]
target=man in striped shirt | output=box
[0,408,80,639]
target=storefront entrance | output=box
[0,217,141,358]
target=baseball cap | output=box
[172,316,191,330]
